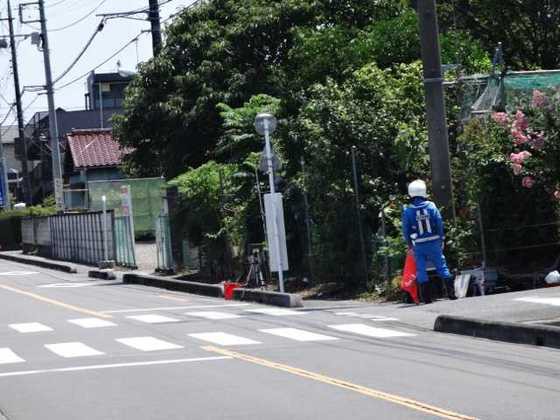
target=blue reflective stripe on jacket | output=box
[402,198,444,245]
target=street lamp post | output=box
[255,113,286,293]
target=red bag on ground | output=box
[401,250,420,304]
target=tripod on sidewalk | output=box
[245,249,265,288]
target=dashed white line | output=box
[9,322,53,333]
[260,328,338,342]
[126,314,180,324]
[189,332,261,346]
[116,337,183,352]
[0,348,25,364]
[102,303,251,314]
[515,297,560,307]
[68,318,117,329]
[245,308,304,316]
[45,342,104,358]
[328,324,416,338]
[185,311,242,320]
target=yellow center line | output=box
[202,346,478,420]
[0,285,113,319]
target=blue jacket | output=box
[402,197,445,247]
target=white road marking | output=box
[0,356,231,378]
[245,308,304,316]
[45,342,104,358]
[328,324,416,338]
[126,314,180,324]
[185,311,242,320]
[0,348,25,364]
[38,282,96,288]
[9,322,53,333]
[102,303,251,314]
[189,332,261,346]
[335,312,399,321]
[260,328,338,342]
[68,318,117,329]
[515,297,560,306]
[116,337,183,352]
[0,271,38,276]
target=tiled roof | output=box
[67,129,124,169]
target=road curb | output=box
[434,314,560,349]
[123,273,223,298]
[232,288,303,308]
[88,270,117,280]
[0,252,77,274]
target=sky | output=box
[0,0,198,127]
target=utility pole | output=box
[38,0,64,211]
[0,130,11,208]
[7,0,31,205]
[148,0,162,55]
[417,0,455,218]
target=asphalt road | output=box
[0,260,558,420]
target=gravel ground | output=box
[134,241,157,273]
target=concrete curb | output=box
[232,288,303,308]
[123,273,223,298]
[88,270,117,280]
[434,315,560,349]
[0,252,77,274]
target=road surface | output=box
[0,260,557,419]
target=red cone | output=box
[401,250,419,304]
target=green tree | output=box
[439,0,560,70]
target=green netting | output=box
[459,70,560,120]
[88,178,165,237]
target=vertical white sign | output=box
[264,193,289,272]
[121,185,135,244]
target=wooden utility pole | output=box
[417,0,455,218]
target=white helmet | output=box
[408,179,428,198]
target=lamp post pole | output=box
[255,113,286,293]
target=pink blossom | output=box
[511,128,528,145]
[491,112,509,126]
[522,176,535,189]
[519,150,532,160]
[514,110,529,131]
[532,90,546,108]
[554,190,560,200]
[510,151,531,164]
[511,163,523,175]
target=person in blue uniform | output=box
[402,180,456,303]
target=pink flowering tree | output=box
[454,89,560,268]
[490,89,560,199]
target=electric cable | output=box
[53,19,106,85]
[49,0,107,32]
[55,32,146,91]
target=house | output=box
[23,71,134,203]
[1,125,25,201]
[64,128,126,209]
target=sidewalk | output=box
[305,286,560,349]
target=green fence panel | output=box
[88,178,165,237]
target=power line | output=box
[53,19,105,84]
[49,0,107,32]
[55,31,147,91]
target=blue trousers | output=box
[413,240,451,284]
